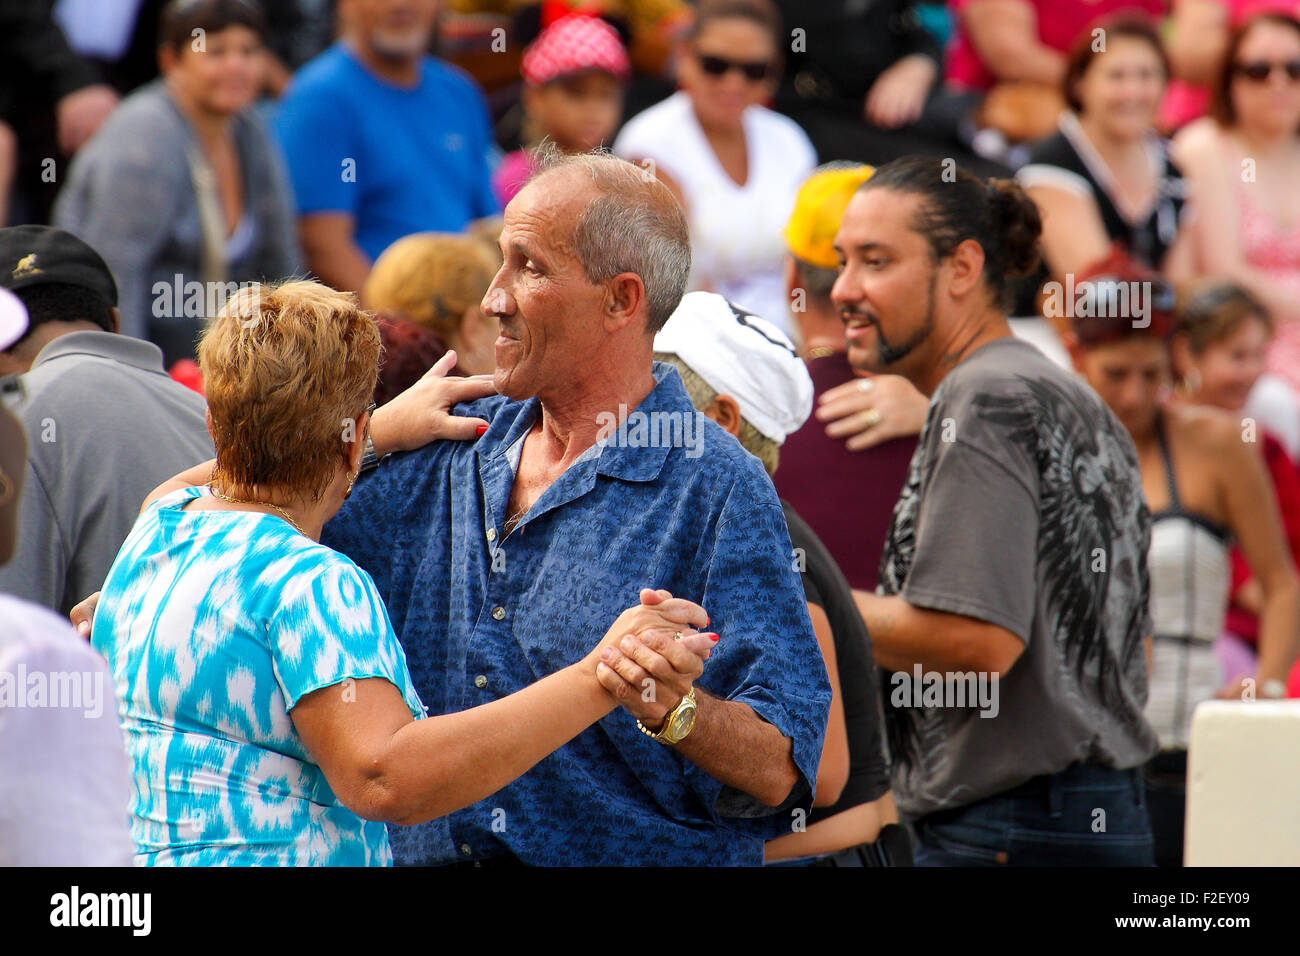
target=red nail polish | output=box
[475,424,488,436]
[705,632,719,642]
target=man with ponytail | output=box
[833,155,1158,866]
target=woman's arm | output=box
[1216,420,1300,690]
[962,0,1066,87]
[290,597,715,825]
[140,458,216,514]
[1024,185,1112,279]
[807,603,849,806]
[1166,0,1231,87]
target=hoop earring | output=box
[344,472,356,501]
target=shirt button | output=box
[474,674,487,689]
[486,528,496,542]
[492,606,505,621]
[460,843,473,857]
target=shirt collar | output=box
[29,331,170,377]
[476,361,693,484]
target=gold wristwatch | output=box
[637,688,698,745]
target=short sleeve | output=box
[685,484,831,836]
[903,437,1040,643]
[268,557,423,717]
[273,83,358,217]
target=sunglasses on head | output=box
[1070,275,1176,345]
[697,53,771,82]
[1233,59,1300,82]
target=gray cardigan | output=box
[53,80,303,343]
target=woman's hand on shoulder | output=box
[368,350,498,456]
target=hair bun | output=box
[987,179,1042,279]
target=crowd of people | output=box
[2,0,1300,868]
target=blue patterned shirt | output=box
[93,487,427,866]
[322,363,831,865]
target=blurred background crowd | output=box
[3,0,1300,868]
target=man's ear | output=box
[108,306,121,335]
[604,273,647,333]
[158,45,177,75]
[945,238,986,299]
[705,394,743,437]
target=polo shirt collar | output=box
[476,362,693,484]
[30,331,169,377]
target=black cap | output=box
[0,225,119,308]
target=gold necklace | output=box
[209,486,308,537]
[803,344,840,360]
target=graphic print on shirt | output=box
[879,374,1151,784]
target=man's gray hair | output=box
[532,144,691,334]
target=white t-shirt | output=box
[0,593,133,865]
[614,92,816,336]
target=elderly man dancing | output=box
[325,149,831,866]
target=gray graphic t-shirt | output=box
[879,337,1158,818]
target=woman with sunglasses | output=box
[1174,12,1300,400]
[1064,253,1300,867]
[1170,280,1300,697]
[613,0,815,337]
[87,280,716,865]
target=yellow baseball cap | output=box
[782,163,875,270]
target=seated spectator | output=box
[53,0,301,369]
[946,0,1163,148]
[0,0,120,224]
[361,232,502,404]
[771,163,923,591]
[493,14,630,206]
[653,290,910,866]
[613,0,816,336]
[274,0,499,295]
[1018,14,1194,338]
[771,0,1009,178]
[1168,280,1300,694]
[0,307,134,865]
[1174,12,1300,402]
[321,148,832,866]
[1063,254,1300,867]
[0,226,213,616]
[88,278,715,865]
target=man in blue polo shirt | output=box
[323,150,831,866]
[274,0,499,293]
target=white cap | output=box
[0,287,28,351]
[654,292,813,444]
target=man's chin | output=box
[846,341,885,374]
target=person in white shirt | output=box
[0,289,133,867]
[614,0,815,338]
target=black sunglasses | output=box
[697,53,771,82]
[1234,58,1300,82]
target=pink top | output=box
[945,0,1164,91]
[492,149,537,208]
[1238,179,1300,393]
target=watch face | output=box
[669,702,696,739]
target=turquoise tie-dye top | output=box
[92,486,426,866]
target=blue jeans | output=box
[912,762,1154,866]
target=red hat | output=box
[522,14,630,87]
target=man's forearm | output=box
[852,590,1022,675]
[673,691,799,808]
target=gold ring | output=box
[674,631,683,642]
[861,408,883,428]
